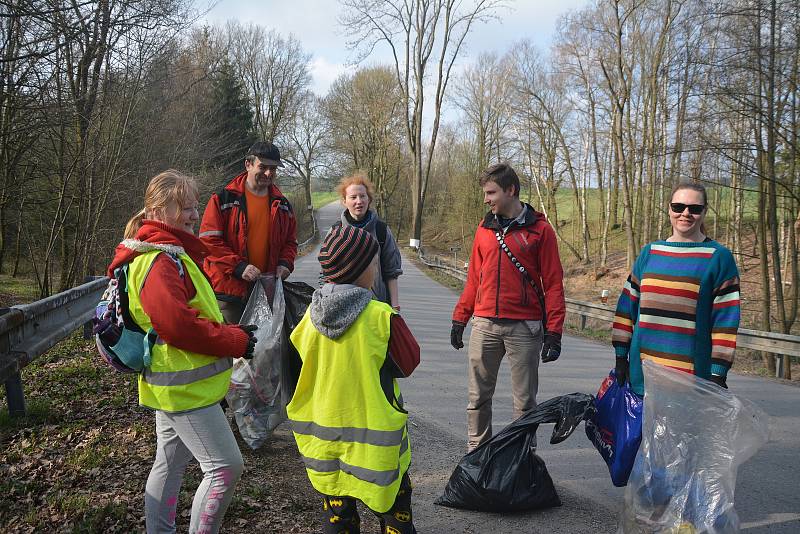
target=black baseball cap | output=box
[246,141,284,167]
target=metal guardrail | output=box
[416,249,800,379]
[1,277,108,416]
[563,298,800,362]
[297,208,317,252]
[417,247,467,282]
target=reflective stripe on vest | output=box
[287,300,410,513]
[291,420,405,446]
[141,357,232,386]
[126,250,232,412]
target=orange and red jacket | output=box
[452,205,566,334]
[199,172,297,303]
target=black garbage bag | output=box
[281,281,315,403]
[435,393,596,513]
[283,281,315,331]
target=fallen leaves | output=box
[0,334,328,533]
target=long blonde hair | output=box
[124,170,199,239]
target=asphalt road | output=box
[291,201,800,533]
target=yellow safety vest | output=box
[126,250,232,413]
[287,300,411,513]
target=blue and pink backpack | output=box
[93,253,183,373]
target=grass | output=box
[0,273,39,306]
[311,191,339,209]
[65,440,115,470]
[0,398,58,440]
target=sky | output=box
[200,0,590,96]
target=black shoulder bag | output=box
[494,229,548,335]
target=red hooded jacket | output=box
[199,173,298,303]
[107,221,249,358]
[452,205,566,334]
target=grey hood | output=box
[309,283,374,339]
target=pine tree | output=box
[211,60,255,175]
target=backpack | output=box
[93,253,183,373]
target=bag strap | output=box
[375,219,387,249]
[494,229,548,333]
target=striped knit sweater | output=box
[612,239,740,395]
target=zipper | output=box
[238,191,249,260]
[521,270,528,306]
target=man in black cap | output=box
[200,141,298,323]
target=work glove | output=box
[450,321,466,350]
[238,324,258,359]
[540,332,562,363]
[615,356,629,385]
[709,374,728,389]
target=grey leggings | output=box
[145,403,244,534]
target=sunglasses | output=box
[670,202,705,215]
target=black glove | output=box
[238,324,258,359]
[540,332,562,363]
[615,357,629,385]
[450,321,465,350]
[709,375,728,389]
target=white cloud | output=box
[309,57,356,96]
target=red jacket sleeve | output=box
[387,314,420,377]
[139,254,249,358]
[535,222,566,334]
[277,205,298,272]
[452,227,483,324]
[199,192,246,277]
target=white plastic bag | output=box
[226,276,286,449]
[619,360,769,534]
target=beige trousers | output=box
[466,317,544,451]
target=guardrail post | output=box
[4,371,26,417]
[776,355,785,379]
[579,315,587,331]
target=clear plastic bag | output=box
[619,361,769,534]
[226,276,286,449]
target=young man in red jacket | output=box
[200,141,298,323]
[451,163,566,452]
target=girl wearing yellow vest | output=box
[288,225,420,534]
[107,171,256,534]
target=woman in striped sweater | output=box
[612,182,741,395]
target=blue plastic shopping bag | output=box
[585,370,643,487]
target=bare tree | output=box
[324,65,406,213]
[454,52,514,172]
[284,90,331,215]
[226,22,311,143]
[339,0,506,244]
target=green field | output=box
[518,185,761,226]
[511,185,763,263]
[311,191,339,209]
